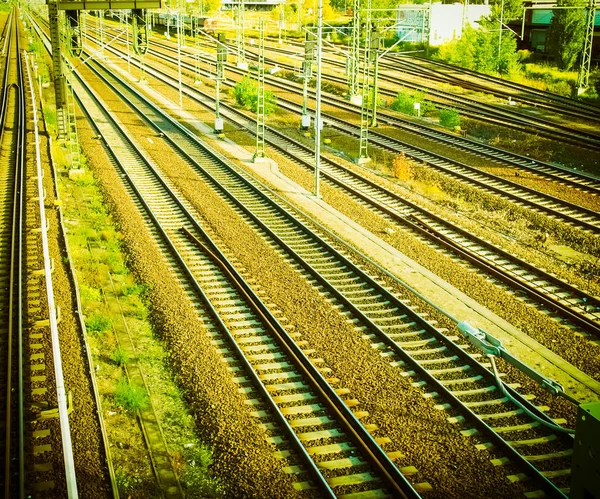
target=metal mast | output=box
[314,0,323,196]
[254,19,266,161]
[301,31,315,128]
[347,0,360,102]
[358,0,371,163]
[48,0,67,139]
[215,32,227,132]
[577,0,596,94]
[235,0,248,69]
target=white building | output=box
[396,2,491,46]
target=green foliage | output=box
[231,76,277,114]
[180,446,224,498]
[111,346,129,366]
[546,1,587,71]
[436,25,521,76]
[114,378,149,412]
[85,314,111,335]
[439,108,461,128]
[44,108,57,127]
[390,88,434,116]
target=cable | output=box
[488,355,575,435]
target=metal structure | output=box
[47,0,162,138]
[369,29,380,127]
[314,0,323,196]
[570,401,600,499]
[254,19,266,161]
[347,0,360,102]
[234,0,248,69]
[301,31,315,128]
[215,32,227,132]
[358,0,372,163]
[65,73,82,169]
[194,15,203,83]
[577,0,596,94]
[48,0,67,138]
[132,9,149,55]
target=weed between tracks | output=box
[57,168,223,497]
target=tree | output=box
[545,0,587,71]
[437,24,520,76]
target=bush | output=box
[390,88,434,117]
[114,378,148,412]
[231,76,277,114]
[439,108,460,128]
[392,153,412,181]
[111,346,129,366]
[85,314,111,335]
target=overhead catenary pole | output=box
[347,0,360,102]
[254,19,267,161]
[48,0,67,139]
[176,4,182,107]
[235,0,248,69]
[314,0,323,196]
[370,30,380,127]
[497,0,504,62]
[358,0,372,163]
[215,32,227,132]
[577,0,596,94]
[302,30,315,128]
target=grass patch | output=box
[85,314,111,335]
[110,346,129,367]
[55,152,223,496]
[114,378,148,412]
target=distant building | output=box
[512,3,600,56]
[396,2,491,45]
[220,0,284,11]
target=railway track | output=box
[67,46,426,498]
[1,9,78,496]
[387,54,600,124]
[134,38,600,235]
[69,30,580,496]
[251,40,600,151]
[87,25,600,198]
[84,33,600,342]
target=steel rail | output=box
[66,46,420,497]
[83,24,600,192]
[239,41,600,150]
[87,34,600,339]
[134,36,600,207]
[402,54,600,121]
[143,42,600,232]
[86,45,572,497]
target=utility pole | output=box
[48,0,67,139]
[577,0,596,94]
[314,0,323,196]
[235,0,248,69]
[194,14,203,84]
[301,30,316,128]
[498,0,504,61]
[358,0,372,163]
[347,0,360,103]
[215,32,227,132]
[254,19,267,161]
[370,29,380,127]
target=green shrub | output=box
[439,108,460,128]
[85,314,111,335]
[111,346,129,366]
[231,76,277,114]
[114,378,148,412]
[390,88,434,116]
